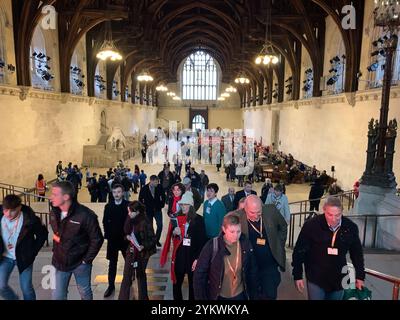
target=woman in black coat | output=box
[119,201,157,300]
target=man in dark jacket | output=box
[98,175,110,202]
[309,178,325,211]
[236,195,287,300]
[158,165,175,201]
[292,196,365,300]
[233,180,257,210]
[102,184,129,297]
[121,174,133,201]
[199,170,209,201]
[188,167,201,190]
[0,195,48,300]
[87,173,99,202]
[193,213,258,300]
[221,187,236,213]
[50,181,104,300]
[139,175,166,247]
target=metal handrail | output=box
[288,210,400,249]
[365,268,400,300]
[288,190,356,218]
[0,186,51,213]
[288,190,354,205]
[0,182,31,190]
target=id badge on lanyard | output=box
[328,228,340,256]
[183,238,191,246]
[183,222,191,246]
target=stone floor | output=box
[3,156,400,300]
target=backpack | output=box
[211,237,219,263]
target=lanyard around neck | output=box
[225,241,240,280]
[2,214,21,243]
[248,215,263,238]
[331,228,340,248]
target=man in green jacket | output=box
[203,183,226,239]
[235,195,287,300]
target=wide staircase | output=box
[0,181,399,300]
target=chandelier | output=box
[172,96,181,100]
[137,71,153,82]
[374,0,400,28]
[255,0,279,66]
[226,86,237,93]
[96,21,122,61]
[167,91,176,96]
[217,97,225,101]
[156,84,168,91]
[221,93,230,98]
[255,44,279,65]
[234,72,250,84]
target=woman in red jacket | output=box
[160,191,207,300]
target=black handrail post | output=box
[289,215,292,248]
[363,216,367,247]
[373,216,378,249]
[46,214,49,247]
[291,214,295,247]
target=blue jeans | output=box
[0,257,36,300]
[53,263,93,300]
[307,281,344,300]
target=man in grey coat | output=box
[235,195,287,300]
[221,187,236,213]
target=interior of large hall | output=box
[0,0,399,301]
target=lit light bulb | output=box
[263,56,271,65]
[255,56,262,64]
[272,56,279,64]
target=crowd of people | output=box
[0,151,367,302]
[1,142,367,301]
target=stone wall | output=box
[243,88,400,191]
[0,85,156,187]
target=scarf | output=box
[172,196,181,216]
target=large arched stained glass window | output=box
[182,51,217,100]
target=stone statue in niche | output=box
[364,118,379,174]
[385,119,398,175]
[387,119,397,138]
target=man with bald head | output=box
[235,195,287,300]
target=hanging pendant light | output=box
[234,72,250,84]
[96,21,122,61]
[137,70,153,82]
[156,84,168,91]
[226,86,237,93]
[255,0,279,66]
